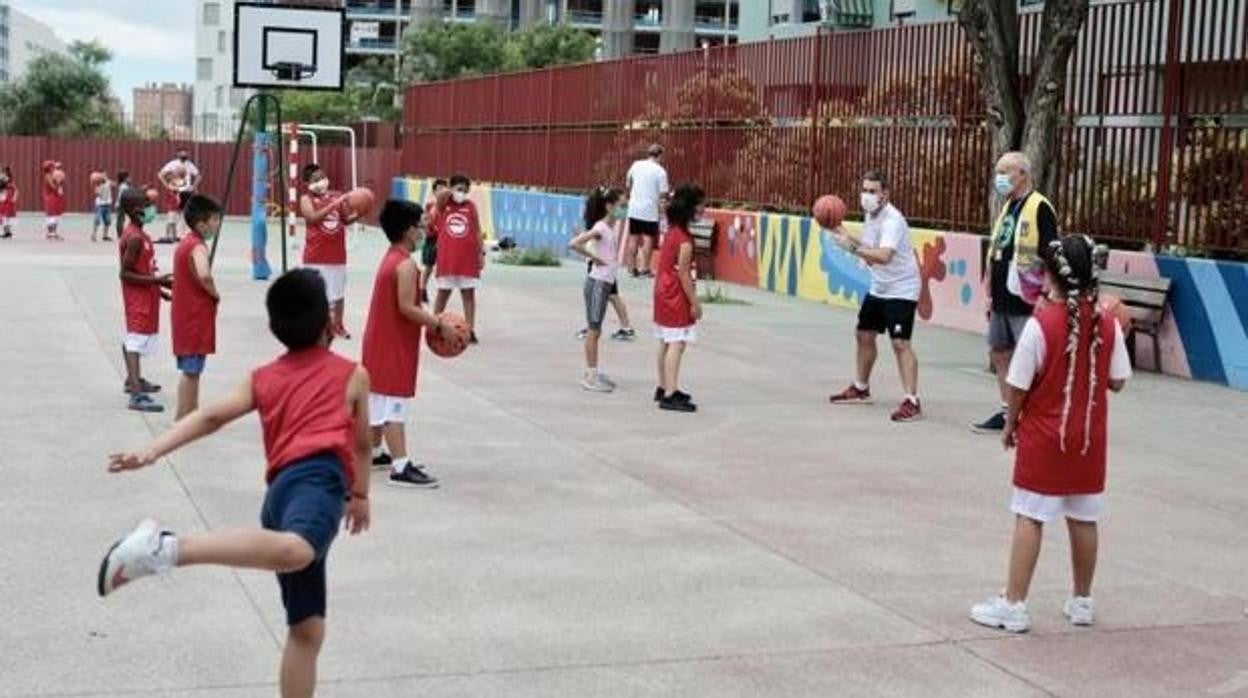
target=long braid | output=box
[1050,240,1080,454]
[1082,235,1103,455]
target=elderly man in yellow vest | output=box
[971,151,1059,434]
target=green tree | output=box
[0,40,123,136]
[508,24,597,70]
[402,22,511,81]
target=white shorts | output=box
[305,264,347,302]
[1011,487,1104,523]
[368,393,409,427]
[435,275,479,290]
[46,216,60,227]
[654,325,698,344]
[122,332,159,356]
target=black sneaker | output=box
[659,394,697,412]
[611,328,636,341]
[971,411,1007,434]
[654,386,664,402]
[1,231,12,239]
[372,452,393,468]
[469,332,479,345]
[388,463,439,489]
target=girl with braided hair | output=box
[971,234,1132,633]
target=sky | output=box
[10,0,195,114]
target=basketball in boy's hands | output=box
[426,313,470,358]
[342,187,376,217]
[812,194,848,229]
[90,172,106,186]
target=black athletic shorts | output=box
[857,294,918,341]
[421,239,437,267]
[628,218,660,237]
[585,260,619,296]
[260,454,347,626]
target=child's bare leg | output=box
[280,617,323,698]
[177,529,314,573]
[1005,515,1043,603]
[176,373,199,420]
[662,342,685,395]
[433,288,451,314]
[332,300,346,332]
[610,295,631,328]
[584,329,601,370]
[370,425,384,450]
[1067,519,1098,597]
[382,422,407,462]
[461,288,476,333]
[123,349,142,392]
[656,342,667,389]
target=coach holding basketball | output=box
[624,143,669,278]
[971,151,1058,434]
[156,149,200,244]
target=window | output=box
[218,31,227,53]
[197,57,213,80]
[215,86,224,108]
[203,3,220,26]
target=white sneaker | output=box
[1063,596,1095,626]
[97,519,176,597]
[970,595,1031,633]
[598,373,618,389]
[580,373,614,393]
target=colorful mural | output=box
[395,177,1248,390]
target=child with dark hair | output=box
[118,187,172,412]
[99,267,373,698]
[970,234,1131,633]
[113,170,131,241]
[172,195,224,418]
[652,184,705,412]
[42,160,66,241]
[299,163,356,339]
[421,178,449,303]
[431,173,484,343]
[569,186,625,392]
[361,200,448,488]
[0,166,16,239]
[92,169,114,242]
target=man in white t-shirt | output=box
[156,150,201,243]
[624,143,669,277]
[827,170,923,422]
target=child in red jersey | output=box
[971,235,1131,634]
[361,200,450,488]
[172,195,223,419]
[653,184,705,413]
[117,188,172,412]
[42,160,66,241]
[420,178,448,303]
[431,173,484,343]
[0,166,17,239]
[299,164,357,339]
[99,268,373,698]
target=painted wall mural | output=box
[395,177,1247,391]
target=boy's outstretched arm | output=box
[108,377,256,472]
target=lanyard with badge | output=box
[993,197,1026,262]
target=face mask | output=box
[994,173,1013,196]
[142,205,157,225]
[610,205,627,220]
[309,179,329,195]
[452,190,468,204]
[860,192,881,214]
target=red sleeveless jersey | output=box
[0,186,17,217]
[653,224,695,328]
[433,200,482,278]
[361,246,423,397]
[252,347,357,484]
[302,192,347,265]
[43,179,66,216]
[119,223,161,334]
[171,232,217,356]
[1014,302,1117,495]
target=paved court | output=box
[2,215,1246,697]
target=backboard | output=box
[233,2,345,91]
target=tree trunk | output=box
[1021,0,1090,199]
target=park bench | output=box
[689,218,717,280]
[1099,271,1173,371]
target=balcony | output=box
[344,1,407,18]
[832,0,873,28]
[568,10,603,27]
[347,37,399,53]
[694,16,738,33]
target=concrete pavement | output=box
[1,215,1246,697]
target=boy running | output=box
[99,268,372,698]
[172,195,224,419]
[117,187,171,412]
[431,174,484,343]
[361,200,447,488]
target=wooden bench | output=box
[689,218,716,280]
[1099,271,1173,371]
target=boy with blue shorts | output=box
[171,195,223,419]
[99,269,373,698]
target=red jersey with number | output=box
[1014,302,1116,495]
[171,232,217,356]
[302,192,347,265]
[653,224,695,328]
[433,200,482,278]
[361,246,422,397]
[119,223,161,334]
[43,179,66,216]
[252,347,357,484]
[0,186,17,217]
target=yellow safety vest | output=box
[988,191,1052,270]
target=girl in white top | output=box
[569,186,626,393]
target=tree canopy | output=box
[402,21,597,82]
[0,40,125,136]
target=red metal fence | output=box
[402,0,1247,255]
[0,136,401,222]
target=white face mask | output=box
[309,179,329,195]
[860,192,882,214]
[452,190,468,204]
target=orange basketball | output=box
[343,187,376,217]
[90,171,106,186]
[812,194,848,229]
[51,169,66,185]
[426,312,471,358]
[1099,293,1133,334]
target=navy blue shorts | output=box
[260,454,347,626]
[176,354,207,376]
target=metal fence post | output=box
[808,30,823,206]
[1152,0,1185,251]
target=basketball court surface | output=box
[1,216,1246,697]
